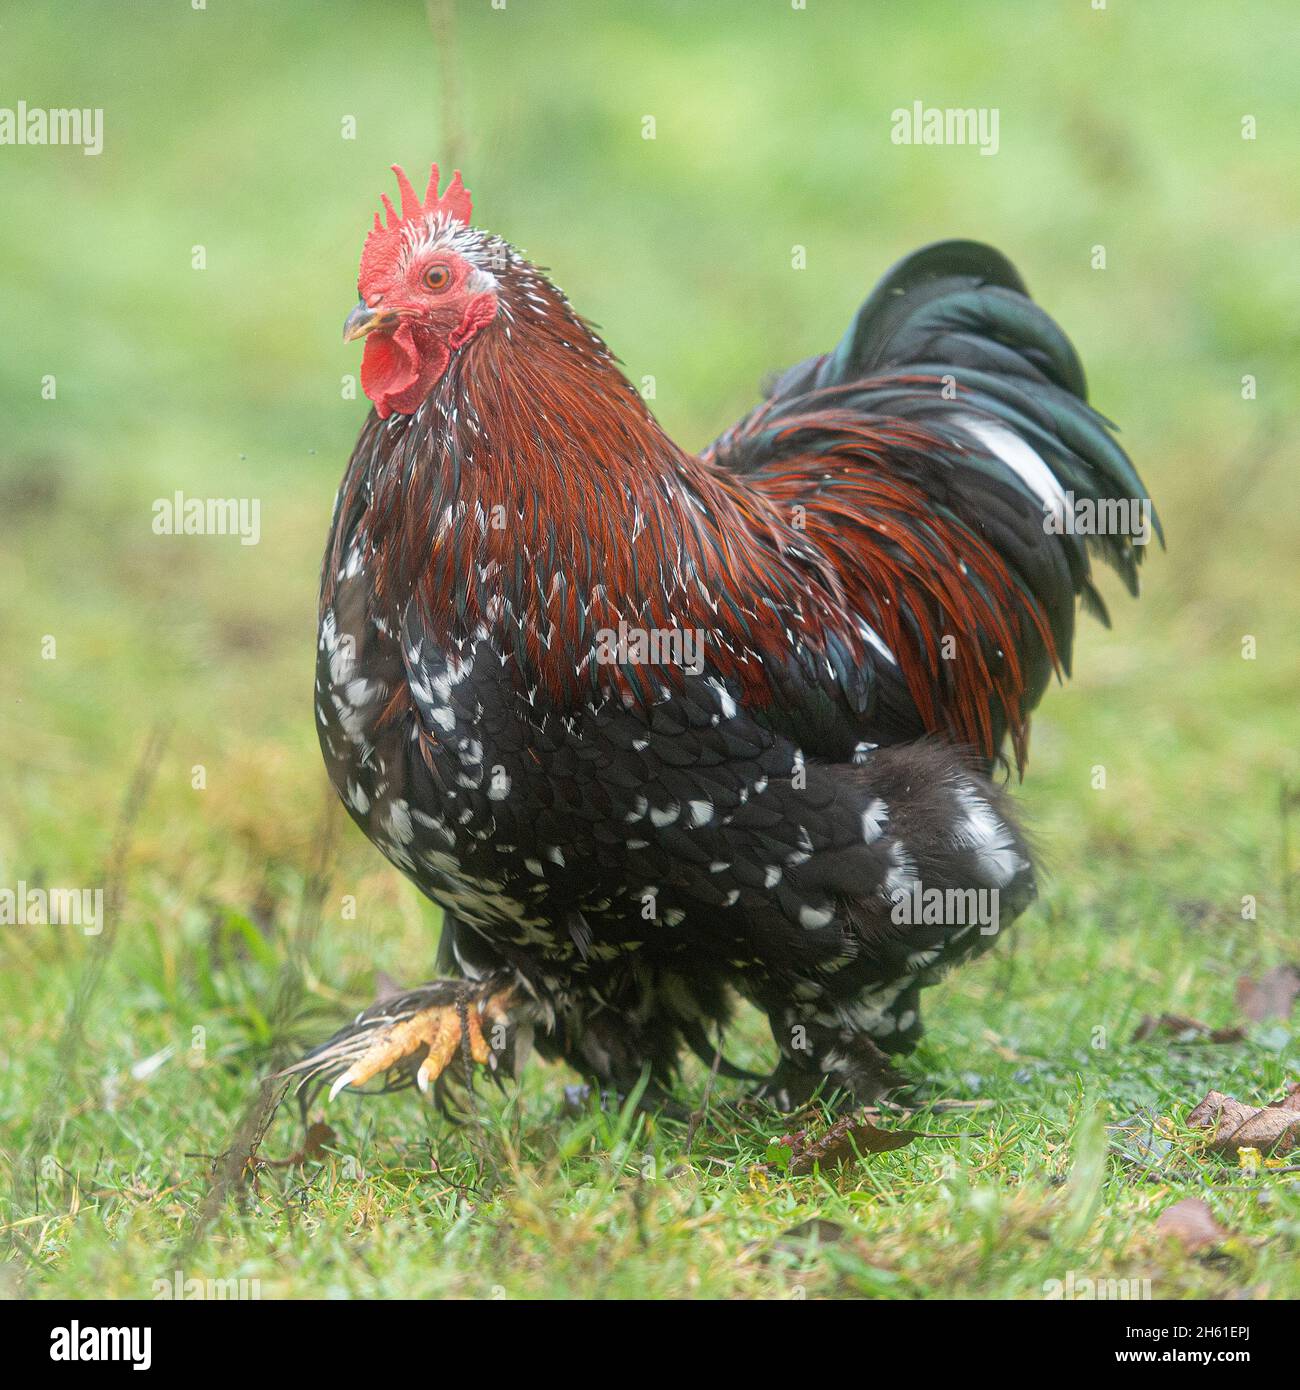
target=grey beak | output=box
[343,301,398,342]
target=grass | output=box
[2,0,1298,1299]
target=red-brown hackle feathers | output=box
[332,260,1056,771]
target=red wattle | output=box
[361,323,419,419]
[361,323,452,418]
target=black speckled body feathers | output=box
[313,234,1155,1103]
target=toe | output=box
[279,978,517,1103]
[413,1008,467,1093]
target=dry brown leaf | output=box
[1235,964,1300,1022]
[268,1120,337,1168]
[767,1113,926,1175]
[1155,1197,1229,1252]
[1132,1013,1245,1044]
[1186,1087,1300,1157]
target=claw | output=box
[284,983,516,1104]
[329,1067,361,1103]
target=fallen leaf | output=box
[1186,1087,1300,1158]
[766,1113,926,1176]
[1155,1197,1229,1252]
[1132,1013,1245,1044]
[1235,964,1300,1022]
[267,1121,337,1168]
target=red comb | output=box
[374,163,472,233]
[358,164,473,294]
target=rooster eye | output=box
[423,264,452,291]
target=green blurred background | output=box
[1,0,1298,1298]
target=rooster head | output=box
[345,164,499,418]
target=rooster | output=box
[283,164,1157,1111]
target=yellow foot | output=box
[331,997,490,1100]
[278,981,515,1102]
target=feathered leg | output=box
[740,744,1038,1108]
[538,963,753,1115]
